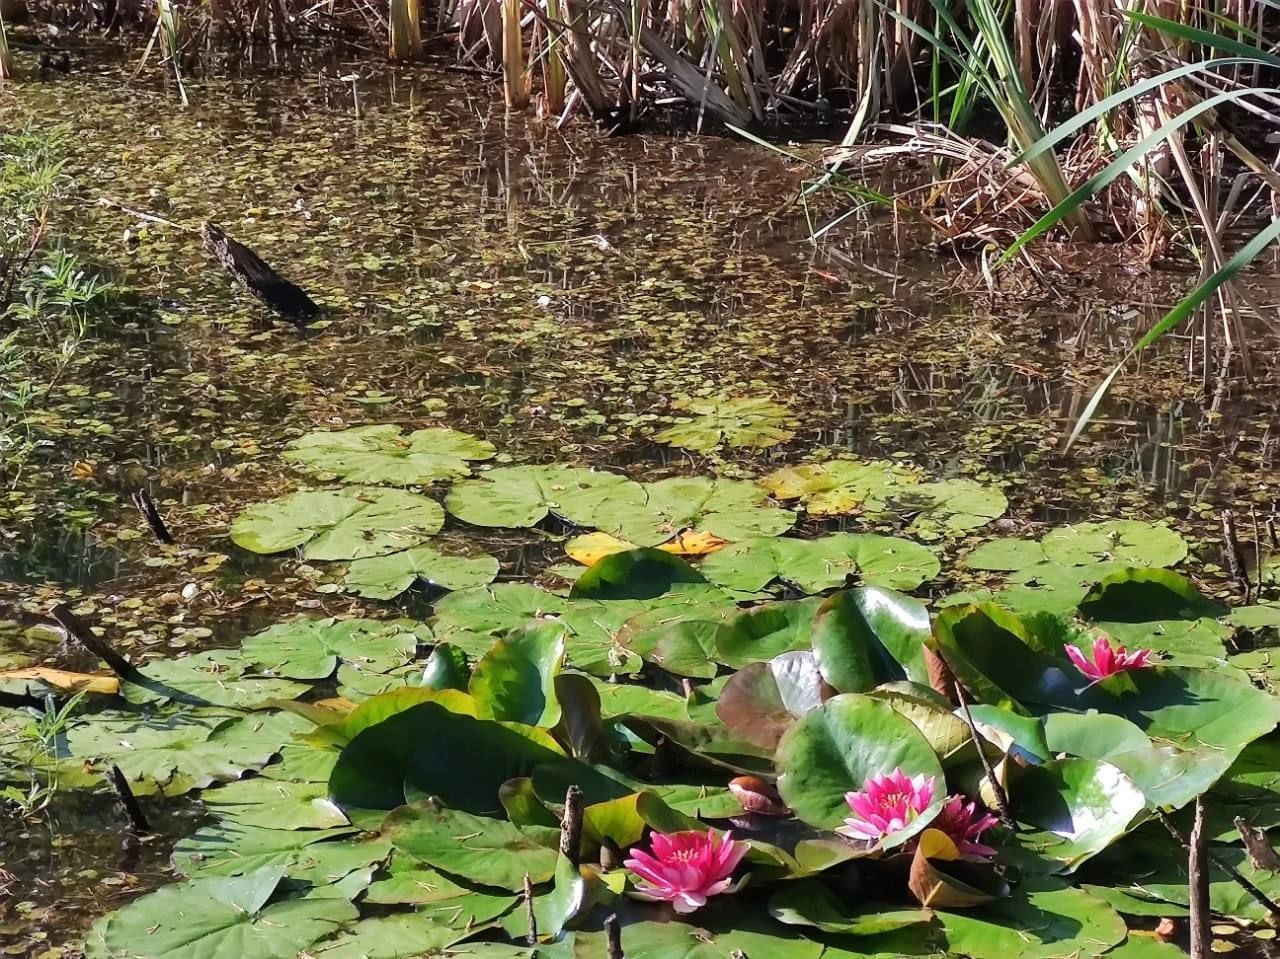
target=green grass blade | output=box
[1000,85,1272,265]
[1124,10,1280,65]
[1010,57,1261,167]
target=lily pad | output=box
[343,546,500,599]
[384,803,559,891]
[445,465,641,528]
[239,617,425,680]
[87,867,356,959]
[889,479,1009,539]
[654,395,795,452]
[698,533,940,595]
[200,776,349,829]
[587,476,794,546]
[312,912,477,959]
[469,621,567,726]
[716,650,826,750]
[1042,521,1188,568]
[775,692,945,837]
[123,649,310,708]
[714,598,822,669]
[810,587,930,692]
[762,458,919,515]
[231,487,445,560]
[282,424,496,486]
[173,821,387,887]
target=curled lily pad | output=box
[445,465,641,528]
[716,650,827,750]
[282,424,496,485]
[587,476,794,546]
[810,587,930,692]
[343,545,499,599]
[654,395,796,452]
[231,487,445,560]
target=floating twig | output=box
[131,490,175,545]
[109,764,151,834]
[1158,810,1280,919]
[51,603,138,680]
[560,785,584,866]
[605,914,625,959]
[952,678,1014,830]
[523,873,537,946]
[1189,799,1209,959]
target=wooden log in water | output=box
[201,222,319,325]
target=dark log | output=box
[201,222,319,325]
[51,603,139,680]
[109,764,151,834]
[131,490,175,544]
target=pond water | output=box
[4,37,1280,957]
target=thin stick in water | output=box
[1189,798,1209,959]
[953,679,1014,829]
[131,490,175,544]
[51,603,138,680]
[109,764,151,834]
[523,873,537,945]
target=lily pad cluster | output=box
[11,548,1280,959]
[762,457,1009,539]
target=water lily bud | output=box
[728,776,790,816]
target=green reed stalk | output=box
[503,0,530,108]
[542,0,568,114]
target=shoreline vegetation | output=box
[3,0,1280,431]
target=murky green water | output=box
[4,37,1280,956]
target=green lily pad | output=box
[934,879,1128,959]
[282,424,495,486]
[446,465,641,528]
[87,867,356,959]
[889,479,1009,539]
[1042,521,1188,568]
[714,598,821,668]
[200,776,349,829]
[239,617,425,680]
[65,709,296,796]
[810,587,930,692]
[231,487,445,560]
[384,803,559,890]
[470,621,567,726]
[123,649,311,708]
[770,880,931,935]
[775,692,945,837]
[173,821,387,887]
[762,457,919,514]
[313,912,476,959]
[698,533,940,595]
[964,539,1050,571]
[588,476,794,546]
[1004,758,1147,873]
[570,548,709,601]
[654,395,795,452]
[344,546,500,599]
[616,604,726,678]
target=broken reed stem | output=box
[1157,809,1280,920]
[131,490,175,544]
[952,679,1015,830]
[605,914,624,959]
[51,603,138,680]
[1189,798,1209,959]
[1222,510,1250,601]
[560,785,584,865]
[523,873,537,945]
[109,764,151,834]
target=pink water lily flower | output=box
[624,829,748,914]
[934,795,1000,861]
[1065,635,1153,682]
[838,767,936,842]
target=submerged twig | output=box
[1235,818,1280,872]
[51,603,138,680]
[131,490,175,545]
[953,679,1015,830]
[560,785,584,866]
[109,764,151,834]
[1158,810,1280,920]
